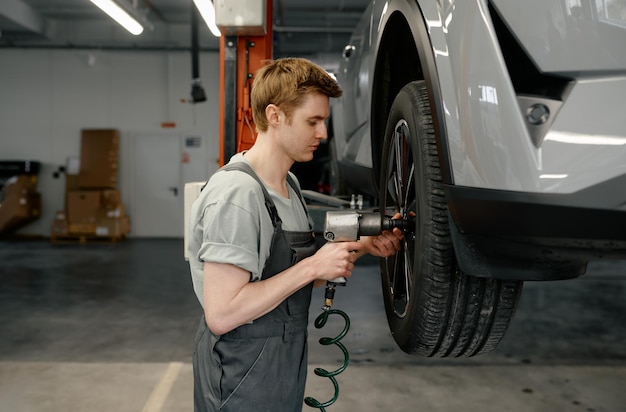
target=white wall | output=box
[0,49,221,237]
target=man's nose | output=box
[317,123,328,140]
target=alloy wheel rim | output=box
[384,119,417,319]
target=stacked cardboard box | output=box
[51,129,130,241]
[0,174,42,235]
[78,129,120,188]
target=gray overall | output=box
[193,162,316,412]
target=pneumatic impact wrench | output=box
[305,210,413,410]
[321,210,413,310]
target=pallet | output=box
[50,234,126,244]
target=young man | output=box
[187,57,403,412]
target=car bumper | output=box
[446,174,626,281]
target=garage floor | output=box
[1,238,625,412]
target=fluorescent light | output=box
[193,0,221,37]
[89,0,144,35]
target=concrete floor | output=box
[1,238,625,412]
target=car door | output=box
[340,10,371,141]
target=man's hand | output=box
[307,240,363,281]
[359,212,405,258]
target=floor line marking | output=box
[141,362,183,412]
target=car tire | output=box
[379,80,523,357]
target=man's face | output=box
[277,93,330,163]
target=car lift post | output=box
[215,0,356,230]
[219,0,273,166]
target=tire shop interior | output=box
[1,1,625,411]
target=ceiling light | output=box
[89,0,144,35]
[193,0,222,37]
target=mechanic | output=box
[187,57,404,412]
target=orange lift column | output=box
[219,0,273,166]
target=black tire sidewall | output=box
[379,82,436,350]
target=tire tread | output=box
[380,80,523,357]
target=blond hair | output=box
[251,58,342,133]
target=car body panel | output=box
[435,0,541,191]
[492,0,626,73]
[331,0,626,278]
[541,77,626,193]
[333,0,626,196]
[334,2,375,171]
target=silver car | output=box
[330,0,626,357]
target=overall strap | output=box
[221,162,282,228]
[285,173,310,221]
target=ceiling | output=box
[0,0,369,60]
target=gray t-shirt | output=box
[187,153,310,307]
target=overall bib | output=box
[193,162,316,412]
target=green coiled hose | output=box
[304,308,351,411]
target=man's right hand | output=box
[305,241,363,282]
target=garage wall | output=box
[0,49,221,238]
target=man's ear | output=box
[265,104,281,126]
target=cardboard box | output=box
[2,175,38,199]
[52,208,130,239]
[78,129,119,189]
[95,215,130,238]
[66,190,101,224]
[0,174,41,234]
[64,174,80,209]
[51,211,69,236]
[101,189,121,210]
[65,174,80,193]
[67,222,98,235]
[0,192,41,234]
[53,176,130,239]
[97,203,125,219]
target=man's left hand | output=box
[359,213,405,258]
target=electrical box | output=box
[215,0,266,35]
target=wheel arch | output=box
[371,2,453,188]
